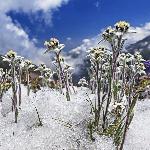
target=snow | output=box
[0,86,150,150]
[0,86,115,150]
[124,99,150,150]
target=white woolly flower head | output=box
[35,64,47,73]
[112,102,125,114]
[6,50,16,59]
[3,50,17,62]
[43,68,52,78]
[44,38,65,53]
[24,60,34,69]
[88,47,107,62]
[119,53,126,61]
[136,63,146,75]
[102,26,116,41]
[15,56,24,67]
[134,51,145,62]
[115,21,130,33]
[40,63,46,70]
[125,53,134,62]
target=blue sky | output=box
[0,0,150,65]
[7,0,150,50]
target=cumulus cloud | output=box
[1,1,150,70]
[0,0,69,13]
[0,0,70,65]
[126,23,150,44]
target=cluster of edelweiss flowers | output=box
[0,37,74,123]
[35,63,52,87]
[44,38,74,101]
[2,50,35,122]
[87,21,146,150]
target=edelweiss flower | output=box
[43,72,51,78]
[6,50,16,59]
[24,60,34,69]
[125,53,133,62]
[139,63,146,70]
[43,68,52,78]
[113,102,125,110]
[15,56,24,67]
[40,64,46,69]
[44,38,65,53]
[89,47,106,61]
[25,60,31,65]
[102,26,115,41]
[2,50,18,63]
[119,53,126,59]
[134,52,145,62]
[115,21,130,33]
[117,53,126,64]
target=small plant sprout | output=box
[44,38,72,101]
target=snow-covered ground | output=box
[0,86,150,150]
[0,87,114,150]
[124,99,150,150]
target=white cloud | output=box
[0,0,69,13]
[0,0,70,65]
[0,1,150,70]
[126,23,150,44]
[34,0,69,12]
